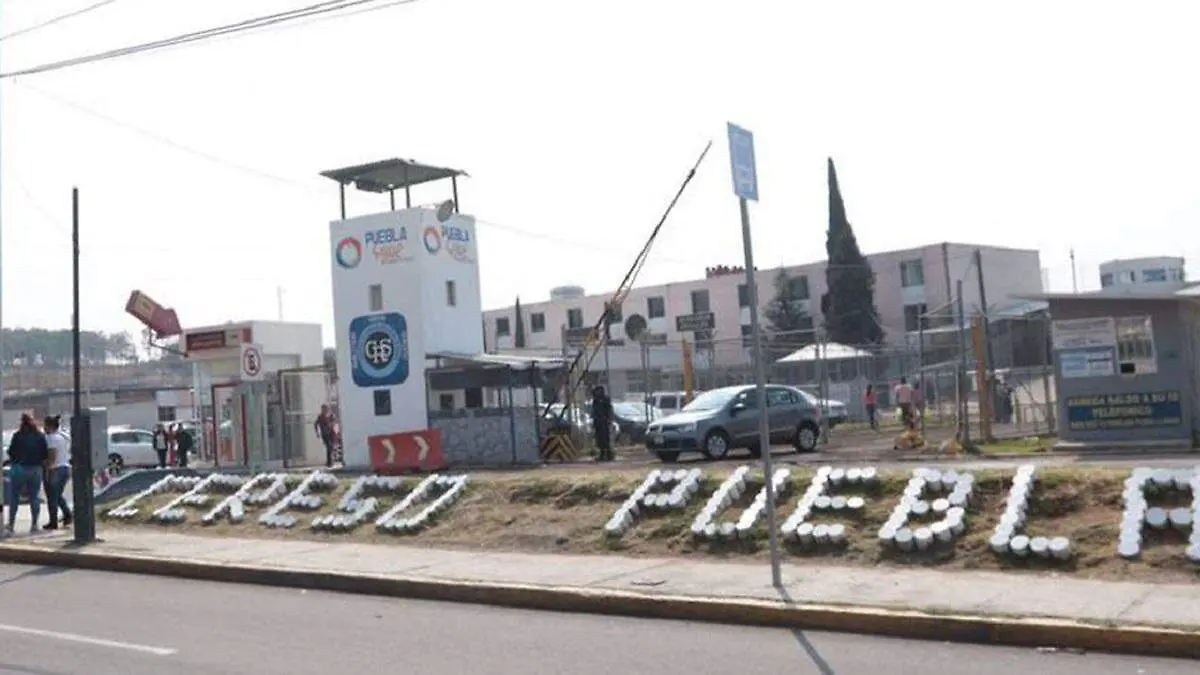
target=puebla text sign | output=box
[104,465,1200,565]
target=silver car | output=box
[644,384,823,462]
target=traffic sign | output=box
[727,122,759,202]
[240,342,265,381]
[675,312,715,333]
[368,429,447,473]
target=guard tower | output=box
[321,158,483,468]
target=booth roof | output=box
[428,352,568,371]
[319,158,467,193]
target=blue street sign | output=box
[349,313,409,387]
[727,122,759,202]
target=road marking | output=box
[0,623,177,656]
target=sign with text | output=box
[368,429,447,473]
[1060,347,1116,379]
[727,123,759,201]
[1052,317,1116,351]
[675,312,715,333]
[564,326,598,348]
[1066,391,1183,432]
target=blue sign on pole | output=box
[727,122,759,202]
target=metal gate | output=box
[278,366,337,468]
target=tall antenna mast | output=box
[1070,249,1078,292]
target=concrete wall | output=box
[429,407,540,467]
[1049,298,1194,445]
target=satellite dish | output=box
[625,314,647,342]
[436,199,456,222]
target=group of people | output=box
[4,412,73,535]
[151,423,194,469]
[862,377,925,431]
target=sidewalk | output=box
[3,522,1200,635]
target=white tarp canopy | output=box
[776,342,873,364]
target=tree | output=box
[763,269,815,361]
[824,158,884,346]
[513,297,527,349]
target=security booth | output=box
[1028,284,1200,450]
[182,320,327,469]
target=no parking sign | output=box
[240,343,265,381]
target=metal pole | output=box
[974,249,995,428]
[955,280,971,445]
[70,187,96,544]
[737,197,781,588]
[917,314,926,437]
[641,342,650,422]
[338,184,346,219]
[1041,314,1056,434]
[389,189,396,211]
[451,175,460,213]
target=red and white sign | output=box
[368,429,446,473]
[240,342,265,381]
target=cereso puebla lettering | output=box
[365,227,407,245]
[441,223,470,242]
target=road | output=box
[0,564,1192,674]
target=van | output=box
[646,391,693,416]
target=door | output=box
[727,389,762,444]
[767,387,802,443]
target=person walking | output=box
[863,384,878,431]
[314,405,337,468]
[175,424,193,468]
[152,424,169,468]
[893,376,914,428]
[42,415,72,530]
[6,413,49,535]
[590,385,614,462]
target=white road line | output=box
[0,623,177,656]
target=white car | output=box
[107,426,159,470]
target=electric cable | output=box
[0,0,121,42]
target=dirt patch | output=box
[102,465,1200,584]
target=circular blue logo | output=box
[335,237,362,269]
[357,326,400,380]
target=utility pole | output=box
[1070,249,1078,293]
[955,280,971,446]
[941,243,954,326]
[276,286,284,321]
[973,249,994,432]
[71,188,97,544]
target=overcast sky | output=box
[3,0,1198,347]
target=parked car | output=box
[611,402,664,443]
[107,426,159,471]
[644,384,822,463]
[542,403,620,439]
[645,391,692,416]
[819,398,848,428]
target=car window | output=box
[766,388,793,407]
[136,431,155,444]
[733,390,761,408]
[659,395,678,409]
[111,431,137,444]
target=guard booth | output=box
[182,321,328,469]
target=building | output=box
[1100,256,1186,289]
[1027,281,1200,449]
[483,242,1044,377]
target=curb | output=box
[2,544,1198,659]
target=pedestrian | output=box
[5,412,49,534]
[863,384,878,431]
[314,404,337,468]
[893,376,914,429]
[42,415,72,531]
[152,424,169,468]
[175,424,193,468]
[590,385,614,462]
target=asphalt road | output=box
[0,564,1192,674]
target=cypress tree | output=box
[824,158,884,345]
[513,297,527,348]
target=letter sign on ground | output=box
[727,122,758,202]
[241,343,264,381]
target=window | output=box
[900,259,925,288]
[690,289,710,314]
[738,284,750,308]
[647,296,666,319]
[464,387,483,408]
[1122,270,1137,284]
[368,284,384,312]
[135,431,155,445]
[1101,273,1114,288]
[1115,316,1157,374]
[606,303,623,323]
[567,308,584,329]
[495,317,511,337]
[1142,268,1168,283]
[530,312,546,333]
[111,431,138,444]
[788,275,810,300]
[658,395,678,410]
[766,388,793,407]
[439,394,455,411]
[373,389,392,416]
[157,406,175,422]
[903,303,928,333]
[445,280,457,306]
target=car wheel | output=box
[702,430,731,461]
[658,451,680,463]
[108,453,125,474]
[794,423,819,453]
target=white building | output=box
[483,242,1044,370]
[1100,256,1186,289]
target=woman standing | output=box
[6,412,49,535]
[152,424,169,469]
[42,415,72,530]
[863,385,878,431]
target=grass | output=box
[976,436,1057,456]
[101,464,1200,585]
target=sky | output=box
[2,0,1199,348]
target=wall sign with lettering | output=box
[1066,391,1183,432]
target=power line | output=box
[0,0,419,79]
[0,0,121,42]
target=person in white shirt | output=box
[893,377,914,428]
[42,415,73,530]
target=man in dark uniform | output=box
[590,386,614,462]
